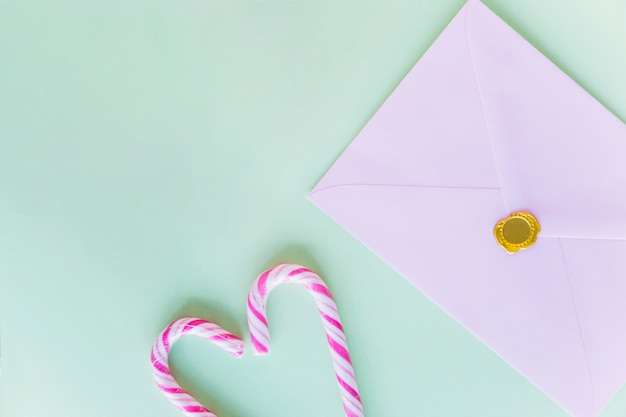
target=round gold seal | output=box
[494,212,541,254]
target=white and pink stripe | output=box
[151,318,244,417]
[247,264,364,417]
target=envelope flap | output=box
[312,2,501,194]
[466,1,626,240]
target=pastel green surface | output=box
[1,1,625,416]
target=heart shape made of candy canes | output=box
[151,264,364,417]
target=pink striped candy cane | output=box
[151,318,244,417]
[247,264,364,417]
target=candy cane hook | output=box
[247,264,364,417]
[151,318,244,417]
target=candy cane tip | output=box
[225,339,245,358]
[252,347,270,356]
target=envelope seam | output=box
[464,2,509,213]
[558,238,596,415]
[557,236,626,242]
[308,183,500,197]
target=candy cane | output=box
[247,264,364,417]
[151,318,244,417]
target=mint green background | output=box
[1,1,625,416]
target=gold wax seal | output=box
[494,212,540,254]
